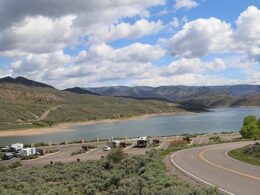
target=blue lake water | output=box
[0,108,259,146]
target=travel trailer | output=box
[20,148,36,156]
[106,140,121,148]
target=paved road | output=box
[171,141,260,195]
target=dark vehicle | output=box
[8,147,16,152]
[14,151,22,157]
[36,148,44,156]
[2,152,14,160]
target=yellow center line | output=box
[199,149,260,182]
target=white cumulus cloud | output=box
[174,0,199,10]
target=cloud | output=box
[0,0,165,29]
[1,3,259,88]
[90,19,163,43]
[249,72,260,84]
[171,17,180,28]
[0,0,165,56]
[167,6,260,62]
[174,0,198,10]
[129,74,240,87]
[168,17,232,58]
[233,6,260,62]
[0,15,76,55]
[10,43,165,88]
[233,6,260,49]
[165,58,226,75]
[11,50,72,75]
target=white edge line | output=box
[73,148,97,157]
[170,151,235,195]
[39,151,60,159]
[155,142,165,149]
[123,144,134,151]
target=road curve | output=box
[171,141,260,195]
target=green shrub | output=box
[8,161,22,169]
[0,164,6,172]
[34,142,49,147]
[107,148,125,163]
[45,149,59,154]
[209,136,221,143]
[0,150,220,194]
[71,149,86,156]
[21,155,37,160]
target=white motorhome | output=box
[10,143,24,151]
[20,148,36,156]
[137,137,149,147]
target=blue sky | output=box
[0,0,259,88]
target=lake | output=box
[0,108,259,146]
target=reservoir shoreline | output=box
[0,111,193,138]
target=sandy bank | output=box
[0,111,193,137]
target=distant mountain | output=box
[64,87,98,95]
[87,85,260,107]
[87,85,260,100]
[0,76,54,88]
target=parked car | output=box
[2,152,14,160]
[1,146,10,152]
[102,146,111,151]
[14,150,22,157]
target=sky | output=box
[0,0,259,89]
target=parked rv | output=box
[137,137,149,147]
[10,143,24,151]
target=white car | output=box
[102,146,111,151]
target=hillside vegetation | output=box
[0,150,219,194]
[0,83,185,130]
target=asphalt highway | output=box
[171,141,260,195]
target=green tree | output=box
[240,115,260,139]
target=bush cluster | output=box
[21,155,37,160]
[0,150,220,194]
[71,149,86,156]
[243,142,260,157]
[45,149,59,154]
[169,139,189,147]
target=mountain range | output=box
[1,76,260,108]
[86,85,260,101]
[84,85,260,108]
